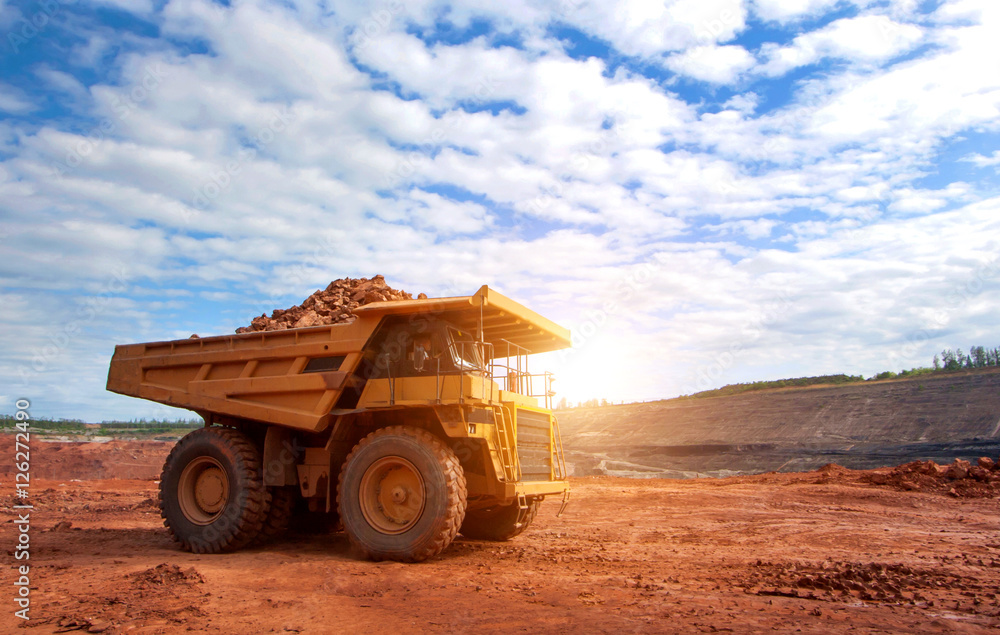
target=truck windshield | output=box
[448,327,485,371]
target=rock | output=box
[918,460,941,476]
[364,290,386,304]
[50,520,73,532]
[978,457,995,470]
[969,466,989,481]
[293,310,322,329]
[350,286,370,302]
[945,459,971,480]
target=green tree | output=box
[971,346,987,368]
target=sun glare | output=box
[542,328,642,406]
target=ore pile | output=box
[236,275,425,333]
[866,456,1000,498]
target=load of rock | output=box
[236,275,425,333]
[866,456,1000,498]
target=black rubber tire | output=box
[337,426,466,562]
[461,499,539,541]
[253,486,297,545]
[159,427,268,553]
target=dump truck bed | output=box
[107,286,570,431]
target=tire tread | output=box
[159,426,267,553]
[337,425,467,562]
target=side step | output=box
[514,494,530,529]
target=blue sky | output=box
[1,0,998,420]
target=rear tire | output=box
[338,426,466,562]
[254,486,297,544]
[461,499,539,541]
[159,427,267,553]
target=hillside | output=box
[557,369,1000,478]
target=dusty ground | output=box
[3,458,1000,634]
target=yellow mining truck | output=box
[107,286,570,561]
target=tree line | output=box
[935,346,1000,370]
[0,415,202,431]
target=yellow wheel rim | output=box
[359,456,425,534]
[177,456,229,525]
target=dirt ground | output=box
[3,455,1000,634]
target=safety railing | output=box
[380,337,556,409]
[489,339,556,409]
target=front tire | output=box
[159,427,268,553]
[338,426,467,562]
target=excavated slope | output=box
[557,369,1000,478]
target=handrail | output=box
[551,414,568,480]
[381,336,555,407]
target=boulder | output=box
[945,459,971,480]
[969,466,989,482]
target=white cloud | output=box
[351,33,531,109]
[760,14,924,76]
[932,0,992,24]
[0,83,35,114]
[962,151,1000,168]
[555,0,748,56]
[887,183,972,214]
[804,12,1000,146]
[393,189,494,235]
[752,0,842,24]
[666,44,755,84]
[0,0,21,29]
[35,67,89,100]
[723,92,759,113]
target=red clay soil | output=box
[0,439,172,480]
[3,442,1000,633]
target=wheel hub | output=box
[177,456,230,525]
[194,468,226,513]
[359,456,425,535]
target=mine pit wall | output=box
[558,370,1000,478]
